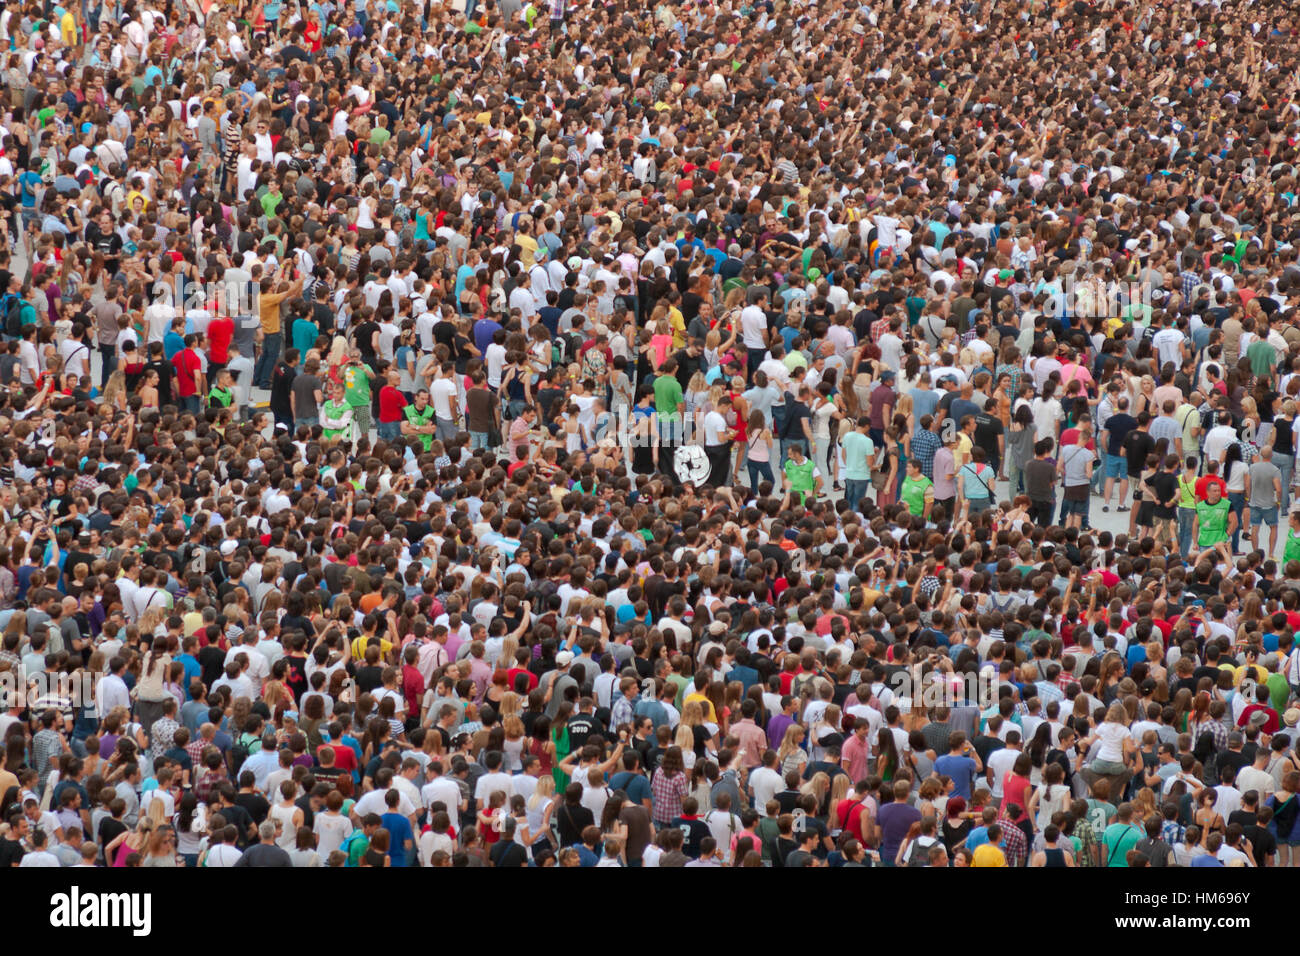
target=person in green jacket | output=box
[781,442,821,509]
[321,380,356,448]
[402,389,437,452]
[1285,510,1300,565]
[900,459,935,519]
[208,369,235,408]
[1192,481,1234,566]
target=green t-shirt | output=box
[343,363,371,407]
[260,190,283,219]
[1246,338,1277,379]
[1286,527,1300,564]
[653,374,683,423]
[1102,821,1143,867]
[1196,497,1231,546]
[901,475,932,516]
[841,431,875,481]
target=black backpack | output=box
[2,295,23,338]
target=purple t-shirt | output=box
[878,801,923,860]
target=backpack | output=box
[3,294,24,338]
[228,732,259,775]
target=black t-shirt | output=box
[355,320,381,360]
[490,839,529,867]
[1105,413,1137,456]
[198,645,226,687]
[566,713,599,751]
[1146,471,1179,518]
[220,802,257,846]
[235,791,271,826]
[0,836,24,867]
[672,815,711,858]
[973,412,1004,458]
[270,361,297,414]
[1122,429,1155,477]
[554,802,594,846]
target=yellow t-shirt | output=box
[669,307,686,349]
[955,433,973,469]
[352,634,394,661]
[61,10,77,46]
[1233,663,1268,688]
[972,843,1007,867]
[683,691,717,723]
[516,233,539,269]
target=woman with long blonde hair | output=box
[777,724,808,780]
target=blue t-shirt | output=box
[608,771,652,807]
[1189,855,1224,867]
[18,171,42,208]
[381,811,413,867]
[933,754,978,800]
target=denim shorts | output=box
[1251,506,1279,527]
[1061,496,1090,517]
[1104,453,1126,479]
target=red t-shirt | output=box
[506,667,539,692]
[1194,475,1227,501]
[379,385,408,423]
[172,348,202,396]
[208,315,234,364]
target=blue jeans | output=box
[377,420,402,442]
[747,459,775,490]
[180,394,200,415]
[844,477,870,510]
[780,437,808,461]
[1276,453,1295,515]
[98,343,117,388]
[254,331,282,388]
[1228,491,1246,552]
[1177,506,1196,558]
[469,430,491,451]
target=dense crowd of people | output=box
[3,0,1300,868]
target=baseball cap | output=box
[555,651,574,667]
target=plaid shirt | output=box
[995,363,1023,401]
[1073,817,1098,867]
[650,768,689,824]
[1180,269,1201,301]
[610,694,636,730]
[1161,820,1185,847]
[871,316,892,344]
[997,810,1028,867]
[912,427,942,478]
[32,728,65,782]
[1188,717,1228,753]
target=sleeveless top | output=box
[1043,847,1067,867]
[503,736,525,772]
[529,737,553,774]
[270,802,300,849]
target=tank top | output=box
[1276,418,1295,457]
[503,736,525,772]
[529,737,553,774]
[270,803,299,849]
[1043,846,1067,867]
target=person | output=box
[4,0,1300,894]
[1192,481,1235,566]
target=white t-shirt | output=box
[1095,721,1129,763]
[430,378,458,419]
[703,410,729,445]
